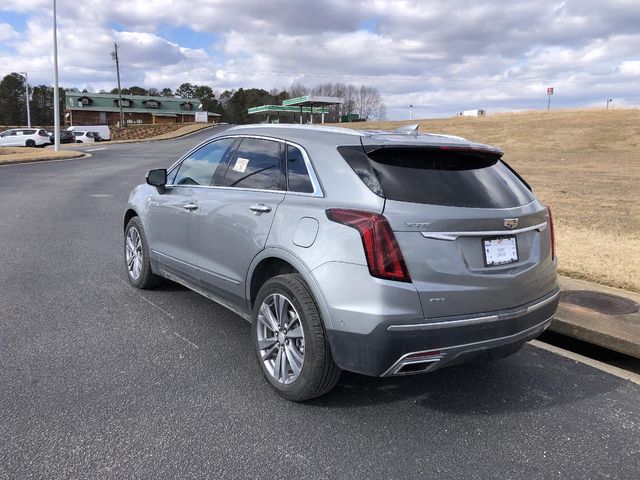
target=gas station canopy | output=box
[247,105,329,114]
[248,95,343,124]
[281,95,344,108]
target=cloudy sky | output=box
[1,0,639,119]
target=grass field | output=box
[330,109,640,293]
[0,147,85,164]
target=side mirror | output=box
[146,168,167,192]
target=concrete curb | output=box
[553,276,640,359]
[0,151,92,167]
[530,339,640,385]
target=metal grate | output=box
[560,290,639,315]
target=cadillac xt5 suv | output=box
[123,124,558,401]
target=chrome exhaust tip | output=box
[383,351,444,376]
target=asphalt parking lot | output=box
[1,128,638,479]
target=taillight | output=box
[326,209,411,282]
[546,205,556,260]
[38,130,48,137]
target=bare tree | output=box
[288,82,309,98]
[283,81,384,122]
[342,84,358,117]
[355,85,383,121]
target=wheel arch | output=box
[123,208,139,232]
[246,248,334,330]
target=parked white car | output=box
[68,125,110,141]
[0,128,51,147]
[72,131,97,144]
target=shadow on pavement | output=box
[308,347,624,414]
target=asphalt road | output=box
[1,128,638,479]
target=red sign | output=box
[547,87,554,95]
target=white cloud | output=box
[1,0,639,119]
[0,22,18,41]
[619,61,640,76]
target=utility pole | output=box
[606,98,613,110]
[52,0,60,151]
[111,42,125,127]
[409,104,413,120]
[20,72,31,128]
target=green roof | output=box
[281,95,343,106]
[65,92,220,116]
[247,105,330,114]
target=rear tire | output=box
[124,217,162,289]
[25,140,36,147]
[252,274,341,401]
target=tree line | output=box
[0,72,385,126]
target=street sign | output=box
[547,87,554,95]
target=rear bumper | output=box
[326,289,559,377]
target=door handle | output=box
[249,204,272,214]
[183,203,198,211]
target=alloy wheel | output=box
[256,293,305,384]
[125,226,143,280]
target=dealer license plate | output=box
[483,236,518,266]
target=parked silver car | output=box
[123,124,558,401]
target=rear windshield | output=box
[339,146,534,208]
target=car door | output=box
[146,137,237,286]
[0,130,12,146]
[5,130,20,146]
[194,136,286,307]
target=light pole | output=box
[53,0,60,151]
[409,104,413,120]
[19,72,31,128]
[606,98,613,110]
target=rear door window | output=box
[172,137,236,186]
[221,138,284,191]
[286,144,314,193]
[341,146,535,208]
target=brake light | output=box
[546,205,556,260]
[326,209,411,282]
[38,130,48,137]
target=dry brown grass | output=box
[0,147,85,164]
[329,109,640,292]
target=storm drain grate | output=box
[560,290,639,315]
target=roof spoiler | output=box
[394,124,419,136]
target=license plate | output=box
[483,236,518,266]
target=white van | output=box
[67,125,111,141]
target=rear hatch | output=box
[343,137,556,319]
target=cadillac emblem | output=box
[504,218,519,229]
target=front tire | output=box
[252,274,341,401]
[25,139,36,147]
[124,217,162,289]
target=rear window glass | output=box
[286,145,314,193]
[342,146,534,208]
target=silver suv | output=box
[123,124,558,401]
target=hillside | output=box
[331,109,640,292]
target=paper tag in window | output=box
[233,157,249,173]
